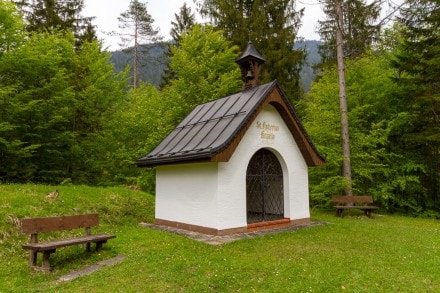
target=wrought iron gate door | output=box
[246,149,284,224]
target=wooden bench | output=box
[20,214,115,272]
[332,196,379,217]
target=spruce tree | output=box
[391,0,440,212]
[161,2,197,87]
[198,0,305,100]
[13,0,96,48]
[114,0,163,89]
[317,0,381,64]
[170,2,196,45]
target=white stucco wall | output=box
[155,162,219,228]
[217,104,310,230]
[155,104,310,231]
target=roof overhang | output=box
[136,81,325,167]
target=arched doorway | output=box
[246,149,284,224]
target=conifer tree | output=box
[391,0,440,212]
[115,0,162,89]
[161,2,197,87]
[317,0,381,64]
[315,0,380,195]
[198,0,305,99]
[13,0,96,48]
[170,2,196,45]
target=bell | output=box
[245,70,254,80]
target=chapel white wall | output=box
[155,104,310,231]
[155,162,219,228]
[217,104,310,230]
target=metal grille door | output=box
[246,149,284,224]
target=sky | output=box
[82,0,324,51]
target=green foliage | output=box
[98,25,242,191]
[0,31,128,184]
[115,0,163,88]
[299,54,430,213]
[300,8,440,215]
[14,0,96,48]
[389,0,440,213]
[317,0,381,63]
[67,41,128,184]
[0,0,25,55]
[0,18,241,190]
[198,0,305,99]
[94,84,173,191]
[1,184,440,291]
[0,32,76,182]
[161,2,197,87]
[170,2,196,45]
[167,24,241,115]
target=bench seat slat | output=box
[22,234,115,251]
[332,195,379,217]
[333,206,379,210]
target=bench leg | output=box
[41,249,56,272]
[95,240,107,251]
[336,209,343,217]
[42,251,51,272]
[28,251,37,267]
[84,240,107,252]
[364,209,372,218]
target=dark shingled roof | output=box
[136,81,324,167]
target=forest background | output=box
[0,0,438,217]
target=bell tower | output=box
[235,41,266,90]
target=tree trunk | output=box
[335,0,353,196]
[133,18,138,90]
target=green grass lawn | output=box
[0,184,439,292]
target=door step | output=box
[247,218,291,232]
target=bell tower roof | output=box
[236,41,266,64]
[235,41,266,90]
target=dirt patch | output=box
[58,255,125,282]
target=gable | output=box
[212,85,325,166]
[136,81,325,167]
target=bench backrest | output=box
[332,196,374,204]
[21,214,99,234]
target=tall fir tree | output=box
[170,2,196,45]
[115,0,163,89]
[390,0,440,212]
[161,2,197,87]
[315,0,381,195]
[13,0,96,48]
[198,0,305,100]
[317,0,381,64]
